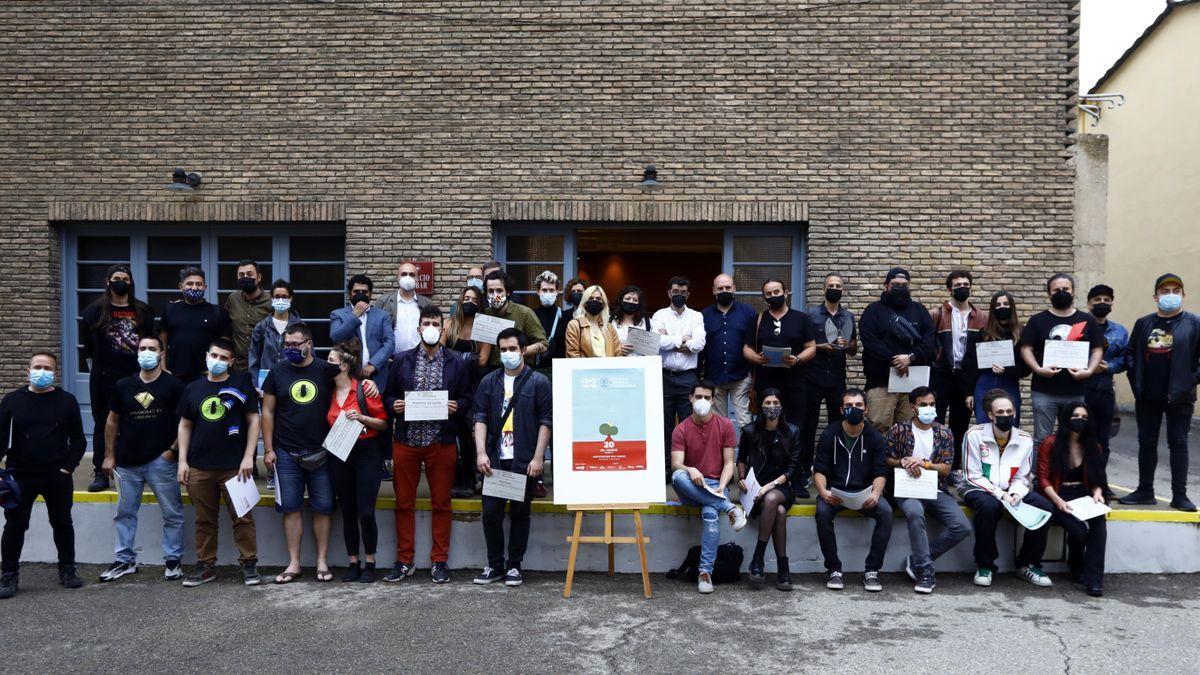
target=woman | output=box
[966,290,1029,425]
[736,389,801,591]
[1037,403,1109,597]
[80,263,154,492]
[743,279,817,429]
[564,277,587,314]
[444,286,489,496]
[566,285,620,357]
[248,279,302,387]
[610,285,652,356]
[326,339,389,583]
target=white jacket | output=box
[959,423,1035,499]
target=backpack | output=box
[666,543,744,584]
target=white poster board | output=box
[552,356,667,505]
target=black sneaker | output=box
[0,572,17,599]
[342,562,362,583]
[914,573,936,594]
[1118,488,1156,505]
[450,485,475,499]
[383,561,415,583]
[243,562,261,586]
[99,561,138,582]
[164,559,183,581]
[504,568,524,587]
[1087,584,1104,597]
[748,558,765,584]
[474,566,503,584]
[182,563,216,587]
[1171,496,1198,512]
[794,485,811,499]
[431,562,450,584]
[58,565,84,589]
[360,562,377,583]
[87,471,110,493]
[775,557,792,592]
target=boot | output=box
[775,557,792,592]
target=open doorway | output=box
[575,228,723,311]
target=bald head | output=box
[713,274,735,294]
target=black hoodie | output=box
[812,421,887,492]
[858,294,936,389]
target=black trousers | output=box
[330,440,383,558]
[662,369,697,468]
[814,498,893,572]
[1134,397,1194,496]
[88,369,127,473]
[803,380,844,481]
[2,470,75,574]
[962,490,1051,571]
[480,460,535,570]
[1050,484,1106,587]
[932,370,972,468]
[1085,387,1117,461]
[454,417,478,488]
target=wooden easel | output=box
[563,503,652,598]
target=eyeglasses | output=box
[282,339,311,349]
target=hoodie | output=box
[813,422,887,492]
[859,294,936,389]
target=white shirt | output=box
[271,317,288,334]
[393,292,421,354]
[911,423,934,461]
[650,306,706,372]
[500,374,516,460]
[950,305,967,369]
[358,310,372,369]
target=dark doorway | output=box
[575,228,723,312]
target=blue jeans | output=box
[274,448,335,514]
[671,470,735,574]
[974,371,1021,426]
[114,455,184,564]
[896,492,971,575]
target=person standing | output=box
[701,274,756,430]
[374,261,433,361]
[929,270,987,457]
[224,260,273,372]
[465,265,486,293]
[160,266,232,384]
[533,271,568,375]
[0,352,86,599]
[1084,284,1129,469]
[98,337,186,583]
[966,291,1028,425]
[1120,273,1200,511]
[444,285,491,497]
[611,285,653,354]
[653,276,706,472]
[483,271,548,370]
[564,277,587,315]
[80,264,153,492]
[565,285,620,358]
[248,279,302,388]
[858,267,936,433]
[736,389,799,591]
[804,274,857,478]
[330,274,395,390]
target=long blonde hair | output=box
[573,285,610,325]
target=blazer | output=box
[385,346,472,446]
[329,305,395,388]
[565,317,621,357]
[372,287,433,321]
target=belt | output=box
[665,368,697,376]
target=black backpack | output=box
[666,543,744,584]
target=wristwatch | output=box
[923,460,931,469]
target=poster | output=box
[410,260,435,295]
[552,356,666,505]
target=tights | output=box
[755,489,789,559]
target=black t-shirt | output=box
[746,308,815,390]
[262,358,340,452]
[80,302,146,376]
[108,372,185,467]
[1020,310,1104,396]
[1143,314,1182,400]
[177,372,259,470]
[161,301,233,379]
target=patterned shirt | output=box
[406,345,446,447]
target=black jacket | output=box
[812,422,887,492]
[737,421,802,485]
[472,366,553,472]
[858,296,936,389]
[1127,311,1200,404]
[0,387,87,473]
[386,346,473,446]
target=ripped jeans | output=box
[671,470,736,574]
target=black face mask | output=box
[825,288,842,304]
[716,291,734,307]
[1051,290,1074,310]
[620,301,640,315]
[584,299,603,316]
[885,287,911,307]
[670,294,687,309]
[842,406,865,426]
[461,301,477,317]
[952,286,970,302]
[237,277,258,293]
[765,295,787,310]
[108,280,131,296]
[568,292,583,307]
[993,415,1015,432]
[1067,418,1088,434]
[350,292,370,306]
[993,306,1013,322]
[1091,303,1112,318]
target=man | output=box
[929,269,988,462]
[532,270,568,377]
[385,306,472,584]
[175,339,261,587]
[859,267,935,433]
[472,328,552,587]
[1121,273,1200,511]
[1085,284,1129,469]
[0,352,86,599]
[262,323,342,583]
[652,276,707,470]
[812,389,892,592]
[99,337,186,582]
[374,261,433,360]
[331,274,395,389]
[466,265,486,292]
[960,388,1053,587]
[1020,273,1105,446]
[224,259,273,372]
[669,380,747,594]
[160,266,233,384]
[884,386,970,594]
[482,260,503,279]
[483,270,548,369]
[700,273,756,430]
[804,273,857,489]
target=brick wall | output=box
[0,0,1078,388]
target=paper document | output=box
[762,346,791,368]
[322,413,364,462]
[831,487,874,510]
[1042,340,1090,370]
[892,467,938,500]
[273,468,282,506]
[824,317,853,348]
[257,369,270,389]
[404,390,449,421]
[625,327,662,356]
[1065,496,1112,522]
[482,469,529,501]
[702,482,727,500]
[469,313,516,345]
[975,340,1015,368]
[887,366,930,393]
[1003,499,1051,530]
[223,475,260,519]
[739,468,762,514]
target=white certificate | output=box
[273,468,282,506]
[625,327,662,356]
[322,412,364,462]
[223,475,260,519]
[482,469,529,501]
[1003,499,1051,531]
[739,467,762,514]
[1042,340,1090,370]
[404,390,449,421]
[469,313,516,345]
[831,486,874,510]
[1065,496,1112,522]
[887,366,930,393]
[975,339,1015,369]
[892,467,938,500]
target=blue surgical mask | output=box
[182,288,205,303]
[29,368,54,389]
[538,292,557,307]
[500,350,522,370]
[137,351,160,371]
[467,278,484,291]
[916,406,937,425]
[206,357,229,376]
[1158,293,1183,313]
[271,298,291,313]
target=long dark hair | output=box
[610,284,647,326]
[87,264,153,332]
[751,388,793,467]
[1050,402,1107,489]
[983,290,1022,342]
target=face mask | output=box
[568,291,583,307]
[1158,293,1183,313]
[885,287,910,307]
[237,277,258,293]
[282,348,305,365]
[206,357,229,376]
[993,415,1015,432]
[621,301,639,315]
[765,295,786,310]
[843,406,865,426]
[952,287,970,302]
[670,294,687,309]
[1091,303,1112,318]
[421,326,441,346]
[29,368,54,389]
[761,405,782,420]
[993,306,1013,322]
[691,398,712,417]
[1050,289,1073,310]
[467,278,484,291]
[825,288,842,303]
[1067,418,1088,434]
[916,406,937,425]
[500,350,522,370]
[399,276,417,292]
[350,292,370,306]
[109,279,131,296]
[182,288,205,303]
[137,350,160,370]
[489,293,507,309]
[538,292,558,307]
[716,291,734,307]
[584,299,603,316]
[271,298,292,313]
[461,301,478,317]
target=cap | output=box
[1155,273,1184,292]
[1087,284,1114,300]
[885,267,910,284]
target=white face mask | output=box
[916,405,937,425]
[538,291,557,307]
[500,350,522,370]
[692,398,712,417]
[420,326,441,346]
[399,275,417,292]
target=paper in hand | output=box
[739,468,762,514]
[1065,496,1111,521]
[223,474,260,519]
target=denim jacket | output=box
[472,366,553,472]
[1086,319,1129,392]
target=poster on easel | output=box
[552,356,667,505]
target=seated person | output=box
[736,388,801,591]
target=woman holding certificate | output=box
[1037,403,1109,597]
[736,389,801,591]
[565,285,620,357]
[966,291,1029,425]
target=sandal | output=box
[316,568,333,583]
[274,570,301,585]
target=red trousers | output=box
[392,441,457,564]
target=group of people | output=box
[0,258,1194,601]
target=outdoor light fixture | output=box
[168,168,203,191]
[639,164,662,191]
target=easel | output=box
[563,503,652,598]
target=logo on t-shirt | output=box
[1048,322,1088,342]
[290,379,317,404]
[200,395,227,422]
[134,391,155,410]
[1147,328,1174,354]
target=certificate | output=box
[1042,340,1090,370]
[322,412,364,462]
[763,346,791,368]
[482,469,529,501]
[625,327,662,357]
[739,467,762,514]
[830,486,873,510]
[1003,499,1051,531]
[975,340,1015,368]
[223,475,260,519]
[887,366,930,393]
[469,313,516,345]
[892,467,937,500]
[1065,496,1112,521]
[824,317,853,348]
[404,390,449,421]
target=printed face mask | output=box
[761,404,782,420]
[182,288,205,303]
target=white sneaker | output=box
[164,559,183,581]
[863,571,883,592]
[728,506,747,532]
[697,572,714,594]
[904,556,917,582]
[1019,565,1053,587]
[973,568,993,587]
[826,570,844,590]
[99,561,137,582]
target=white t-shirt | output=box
[911,423,935,462]
[951,305,967,368]
[271,317,289,334]
[499,374,516,460]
